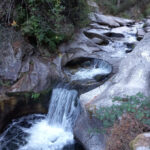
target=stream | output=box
[0,85,83,150]
[0,9,146,150]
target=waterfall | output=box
[0,84,80,150]
[47,85,79,130]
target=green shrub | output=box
[145,4,150,16]
[31,93,40,100]
[1,0,89,52]
[94,93,150,129]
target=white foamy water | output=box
[71,67,110,80]
[0,85,80,150]
[19,120,74,150]
[70,59,112,81]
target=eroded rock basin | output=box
[64,57,112,83]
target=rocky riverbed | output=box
[1,1,150,150]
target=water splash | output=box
[71,59,112,81]
[0,85,80,150]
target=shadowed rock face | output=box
[0,27,60,93]
[0,91,51,133]
[0,27,33,82]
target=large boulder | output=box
[130,133,150,150]
[10,56,59,92]
[90,13,135,27]
[0,26,34,82]
[80,32,150,108]
[74,110,105,150]
[144,19,150,32]
[0,26,60,93]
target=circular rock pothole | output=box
[63,57,112,87]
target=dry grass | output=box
[106,114,150,150]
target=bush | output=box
[94,93,150,130]
[0,0,89,52]
[92,93,150,149]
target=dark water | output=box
[0,114,84,150]
[0,86,84,150]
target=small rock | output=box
[137,28,145,40]
[130,133,150,150]
[94,74,107,82]
[104,32,125,38]
[125,49,133,53]
[80,61,91,68]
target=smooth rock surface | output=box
[58,13,142,78]
[80,32,150,108]
[74,110,105,150]
[10,57,59,92]
[0,27,60,93]
[91,13,134,27]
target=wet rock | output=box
[125,49,133,53]
[94,74,108,82]
[125,43,135,53]
[80,32,150,108]
[126,43,135,49]
[58,14,138,77]
[74,110,105,150]
[137,28,145,41]
[93,13,134,27]
[144,19,150,32]
[144,19,150,27]
[104,32,125,38]
[80,61,91,67]
[130,133,150,150]
[91,37,109,45]
[89,23,110,30]
[84,29,110,43]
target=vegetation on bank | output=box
[95,93,150,129]
[0,0,89,52]
[95,0,150,19]
[92,93,150,150]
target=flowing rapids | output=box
[0,85,81,150]
[70,59,112,81]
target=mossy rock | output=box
[130,133,150,150]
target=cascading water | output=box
[0,84,81,150]
[70,59,112,81]
[47,86,79,129]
